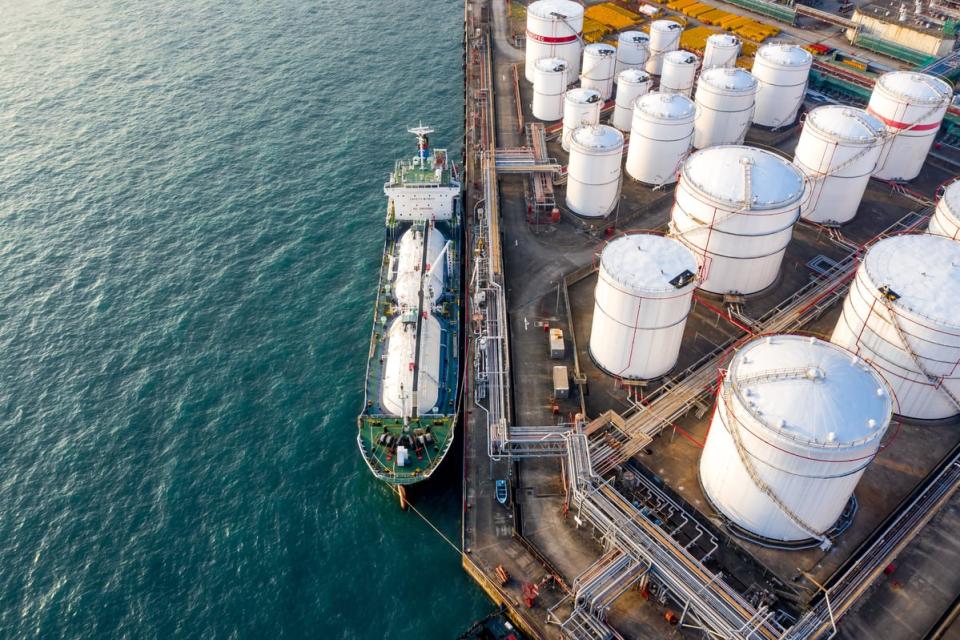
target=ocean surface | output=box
[0,0,490,637]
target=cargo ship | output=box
[357,126,462,503]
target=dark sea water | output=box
[0,0,489,637]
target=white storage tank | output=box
[581,43,617,101]
[660,50,699,97]
[646,20,683,75]
[626,92,695,185]
[589,233,698,379]
[566,125,624,217]
[532,57,569,121]
[793,106,884,225]
[751,44,812,128]
[525,0,585,82]
[693,67,757,149]
[702,33,740,69]
[868,71,951,181]
[700,335,892,544]
[612,69,652,132]
[394,227,447,307]
[562,87,602,151]
[830,234,960,420]
[670,146,803,295]
[614,31,651,77]
[381,315,443,417]
[929,180,960,239]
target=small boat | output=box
[496,479,508,505]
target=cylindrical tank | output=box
[830,234,960,420]
[692,67,757,149]
[700,335,892,543]
[793,106,884,225]
[702,33,740,69]
[532,57,569,121]
[646,20,683,75]
[660,50,699,97]
[868,71,952,181]
[581,43,617,101]
[625,92,695,185]
[525,0,585,82]
[751,44,812,128]
[590,234,698,379]
[566,125,624,217]
[612,69,652,131]
[614,31,651,77]
[670,146,803,294]
[929,180,960,239]
[562,87,602,151]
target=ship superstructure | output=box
[357,126,462,488]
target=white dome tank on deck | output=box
[660,50,699,97]
[566,125,624,218]
[702,33,740,69]
[693,67,757,149]
[646,20,683,75]
[670,145,803,295]
[868,71,951,181]
[381,315,443,417]
[394,227,447,307]
[590,234,698,379]
[525,0,585,82]
[615,31,651,77]
[562,87,602,151]
[794,106,884,226]
[625,92,695,186]
[532,57,569,121]
[581,43,617,101]
[700,335,892,544]
[929,180,960,239]
[751,44,812,128]
[830,234,960,420]
[612,69,652,132]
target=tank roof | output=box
[650,18,683,31]
[618,68,651,84]
[805,106,883,144]
[682,146,803,209]
[585,42,616,54]
[863,234,960,328]
[566,87,602,103]
[535,57,568,71]
[664,49,697,64]
[699,67,757,92]
[756,43,812,67]
[570,124,623,150]
[600,233,698,293]
[876,71,952,104]
[528,0,584,19]
[729,335,891,446]
[636,92,695,119]
[619,30,650,43]
[707,33,739,45]
[941,180,960,219]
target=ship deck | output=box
[357,216,462,485]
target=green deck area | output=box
[357,415,456,484]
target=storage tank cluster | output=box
[929,180,960,239]
[793,106,885,225]
[670,146,804,295]
[702,33,740,69]
[614,31,651,77]
[830,234,960,421]
[700,335,892,545]
[532,57,569,122]
[692,68,757,149]
[581,43,617,101]
[562,87,602,151]
[626,92,695,186]
[612,69,652,132]
[525,0,585,82]
[646,20,683,75]
[565,125,624,218]
[751,44,812,129]
[868,71,952,181]
[589,233,698,379]
[660,50,699,97]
